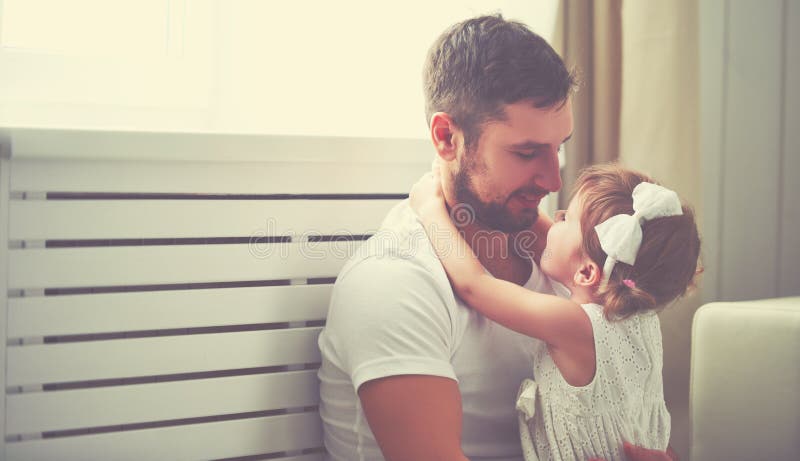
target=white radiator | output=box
[0,127,431,460]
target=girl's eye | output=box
[555,210,566,222]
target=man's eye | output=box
[555,210,566,222]
[514,151,538,159]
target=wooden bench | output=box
[0,128,430,460]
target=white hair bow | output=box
[594,182,683,287]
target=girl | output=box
[409,163,700,461]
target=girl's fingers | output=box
[622,441,674,461]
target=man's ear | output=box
[429,112,461,161]
[573,258,601,288]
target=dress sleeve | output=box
[321,255,459,391]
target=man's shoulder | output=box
[338,200,445,284]
[321,201,463,361]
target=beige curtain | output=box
[555,0,622,207]
[618,2,700,460]
[557,1,701,459]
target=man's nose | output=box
[534,153,563,193]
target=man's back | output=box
[318,200,553,460]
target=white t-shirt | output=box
[318,200,555,461]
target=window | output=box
[1,0,560,138]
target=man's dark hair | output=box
[423,14,576,148]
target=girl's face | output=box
[541,192,586,287]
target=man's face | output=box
[451,99,573,233]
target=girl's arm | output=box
[409,172,592,348]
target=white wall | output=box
[701,0,800,303]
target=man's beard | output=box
[451,159,539,233]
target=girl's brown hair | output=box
[573,163,701,320]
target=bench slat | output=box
[9,199,399,240]
[7,328,322,386]
[8,370,319,434]
[10,158,424,194]
[9,241,361,289]
[6,412,323,461]
[9,285,332,338]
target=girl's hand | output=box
[409,162,446,218]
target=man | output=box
[318,14,675,461]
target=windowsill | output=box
[0,127,433,164]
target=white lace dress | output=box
[515,303,671,461]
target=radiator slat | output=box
[8,370,319,434]
[6,412,323,461]
[8,328,322,385]
[9,284,332,337]
[9,241,362,289]
[9,199,399,240]
[10,158,425,194]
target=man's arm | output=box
[322,254,465,460]
[359,375,469,461]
